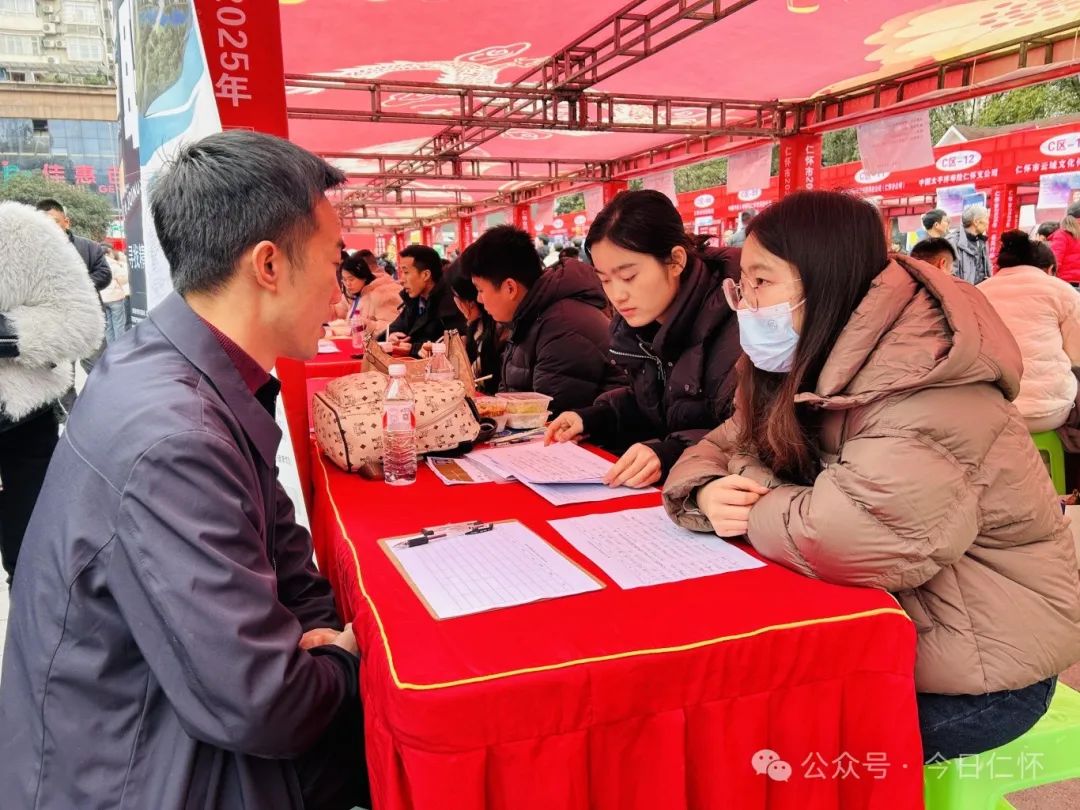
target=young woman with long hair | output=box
[664,190,1080,761]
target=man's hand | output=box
[696,474,771,537]
[299,627,340,651]
[603,443,662,489]
[545,412,584,445]
[388,332,407,344]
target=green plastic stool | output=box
[1031,430,1067,495]
[924,683,1080,809]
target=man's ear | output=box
[250,240,285,292]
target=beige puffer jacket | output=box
[665,255,1080,695]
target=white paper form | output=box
[522,479,657,506]
[550,506,765,589]
[382,521,602,619]
[469,441,612,484]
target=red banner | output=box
[194,0,288,137]
[779,135,822,196]
[514,203,532,235]
[987,184,1020,266]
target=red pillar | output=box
[457,216,474,249]
[778,135,822,197]
[987,184,1019,272]
[394,231,406,254]
[514,203,532,234]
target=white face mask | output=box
[736,299,803,373]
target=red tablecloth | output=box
[306,443,924,810]
[277,339,362,512]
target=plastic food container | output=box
[506,410,551,430]
[499,392,553,415]
[475,396,509,431]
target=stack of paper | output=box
[550,506,765,589]
[470,440,610,483]
[468,441,655,505]
[381,521,603,619]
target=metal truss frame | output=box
[317,17,1080,230]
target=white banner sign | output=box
[584,186,605,219]
[727,144,772,193]
[535,198,554,230]
[857,110,934,174]
[642,170,677,204]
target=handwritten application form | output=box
[469,441,612,484]
[550,506,765,589]
[383,521,602,619]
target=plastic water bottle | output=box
[382,364,417,486]
[350,313,365,352]
[426,342,455,382]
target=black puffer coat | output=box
[575,247,742,479]
[500,259,624,414]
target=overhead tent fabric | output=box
[276,0,1080,232]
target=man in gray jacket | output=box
[0,131,368,809]
[946,204,992,285]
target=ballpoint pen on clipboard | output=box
[394,520,495,548]
[487,427,546,446]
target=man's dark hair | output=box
[399,244,444,283]
[910,237,956,265]
[357,248,377,267]
[35,198,65,215]
[921,208,948,232]
[460,225,543,287]
[740,210,755,225]
[1037,221,1060,239]
[559,246,579,260]
[150,130,345,295]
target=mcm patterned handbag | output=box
[313,371,481,473]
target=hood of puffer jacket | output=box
[796,254,1023,411]
[511,258,608,340]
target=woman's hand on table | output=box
[696,475,771,537]
[418,342,435,359]
[603,443,662,489]
[545,412,584,445]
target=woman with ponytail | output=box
[1049,201,1080,285]
[663,191,1080,762]
[978,229,1080,431]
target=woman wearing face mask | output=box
[664,190,1080,761]
[545,190,742,488]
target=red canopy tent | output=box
[251,0,1080,256]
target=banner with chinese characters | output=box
[115,0,287,322]
[115,0,223,321]
[856,110,934,174]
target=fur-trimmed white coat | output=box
[0,201,105,421]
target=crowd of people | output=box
[0,129,1078,808]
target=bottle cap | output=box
[389,364,406,377]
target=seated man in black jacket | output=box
[387,244,466,357]
[460,225,624,414]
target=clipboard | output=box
[378,519,606,620]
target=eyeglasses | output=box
[723,277,804,313]
[723,277,759,312]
